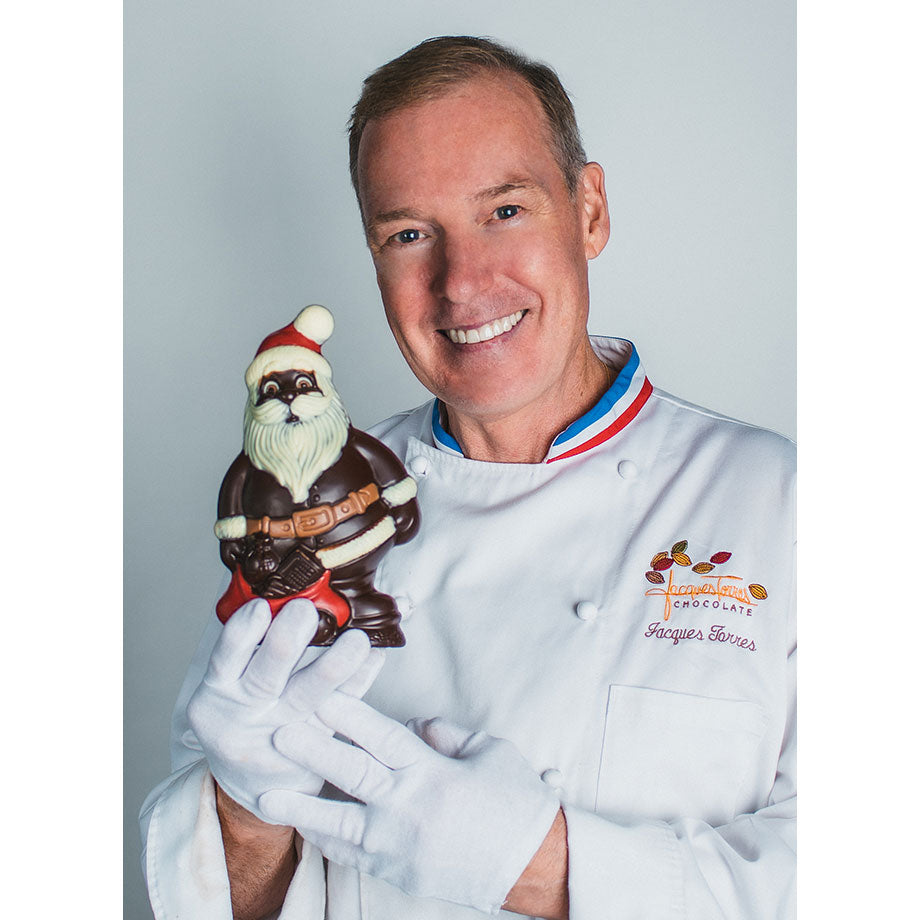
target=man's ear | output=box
[580,162,610,261]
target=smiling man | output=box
[357,73,611,462]
[141,36,795,920]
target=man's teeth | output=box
[446,310,524,345]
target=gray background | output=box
[124,1,794,916]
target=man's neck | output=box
[443,346,611,463]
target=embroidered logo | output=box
[643,540,769,622]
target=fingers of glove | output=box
[337,647,386,699]
[241,600,320,698]
[282,629,372,713]
[272,722,390,802]
[296,828,367,875]
[259,789,367,847]
[205,599,272,684]
[315,692,426,770]
[407,716,482,759]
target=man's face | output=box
[356,74,609,424]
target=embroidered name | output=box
[644,621,757,651]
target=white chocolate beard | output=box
[243,392,350,503]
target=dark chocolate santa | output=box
[214,304,419,647]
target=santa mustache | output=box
[243,389,350,503]
[249,390,332,424]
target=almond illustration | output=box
[749,584,768,600]
[672,552,692,566]
[645,571,665,584]
[692,562,715,574]
[671,540,688,555]
[650,551,668,566]
[710,551,732,564]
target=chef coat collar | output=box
[430,336,653,463]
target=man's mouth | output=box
[441,310,525,345]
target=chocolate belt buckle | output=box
[292,505,335,537]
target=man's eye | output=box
[295,374,316,391]
[261,380,280,397]
[394,228,421,244]
[494,205,521,220]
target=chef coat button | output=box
[575,601,599,622]
[541,768,564,790]
[408,456,429,477]
[393,594,414,620]
[617,459,638,480]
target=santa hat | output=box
[245,304,334,391]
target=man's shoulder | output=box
[366,401,435,456]
[647,386,795,470]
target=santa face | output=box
[244,367,350,503]
[253,368,331,421]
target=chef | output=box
[140,36,795,920]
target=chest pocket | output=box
[596,685,767,827]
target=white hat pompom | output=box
[293,304,334,346]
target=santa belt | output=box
[245,483,380,539]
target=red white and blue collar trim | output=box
[430,337,653,463]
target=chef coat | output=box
[140,336,796,919]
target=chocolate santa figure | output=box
[214,304,420,647]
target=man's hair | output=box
[347,36,587,209]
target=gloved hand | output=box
[186,598,384,824]
[259,692,561,913]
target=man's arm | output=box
[216,784,298,920]
[503,808,569,920]
[140,601,384,919]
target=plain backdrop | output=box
[124,2,794,916]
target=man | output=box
[141,36,795,920]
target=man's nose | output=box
[433,234,493,304]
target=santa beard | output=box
[243,385,350,503]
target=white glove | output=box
[259,692,561,914]
[186,598,384,824]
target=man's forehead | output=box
[356,75,560,213]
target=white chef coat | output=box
[140,336,796,920]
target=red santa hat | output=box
[245,304,335,391]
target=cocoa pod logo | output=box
[645,571,665,584]
[692,562,715,574]
[650,551,668,566]
[652,557,674,571]
[749,584,768,600]
[671,540,688,555]
[672,552,692,566]
[710,551,732,564]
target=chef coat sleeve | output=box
[138,612,328,920]
[564,605,796,919]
